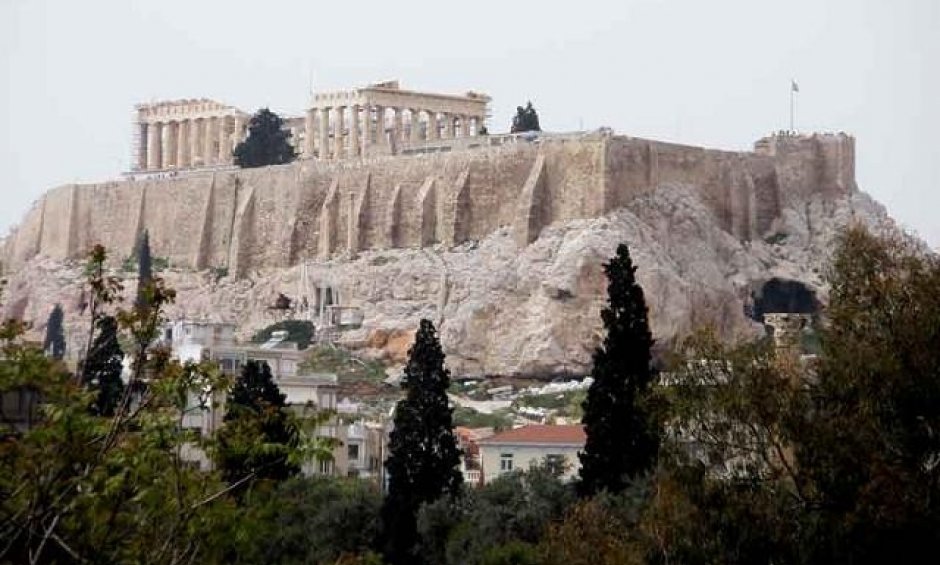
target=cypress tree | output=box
[216,360,300,484]
[43,303,66,360]
[82,315,125,417]
[136,230,152,307]
[381,319,463,565]
[233,108,296,168]
[578,243,659,497]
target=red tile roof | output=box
[478,425,586,446]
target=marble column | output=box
[203,117,217,166]
[410,109,422,143]
[442,113,454,139]
[428,112,439,140]
[137,123,148,170]
[460,115,471,138]
[233,115,247,150]
[333,106,345,159]
[392,108,403,152]
[217,116,230,163]
[360,106,370,156]
[164,121,178,169]
[375,105,385,150]
[189,119,202,166]
[304,109,316,158]
[147,122,162,170]
[471,116,481,135]
[348,104,360,158]
[318,107,330,159]
[176,120,190,168]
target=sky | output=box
[1,0,938,246]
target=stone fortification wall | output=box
[2,132,856,276]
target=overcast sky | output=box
[2,0,937,245]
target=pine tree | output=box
[233,108,296,168]
[43,303,66,360]
[579,243,659,497]
[82,315,125,417]
[136,230,152,307]
[215,360,300,485]
[510,101,541,133]
[381,319,463,565]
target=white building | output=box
[164,320,388,481]
[477,424,585,484]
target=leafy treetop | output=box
[233,108,297,168]
[511,101,541,133]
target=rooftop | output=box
[478,424,586,446]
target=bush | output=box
[453,406,513,430]
[252,320,316,350]
[300,344,386,382]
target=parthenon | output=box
[131,81,490,172]
[133,99,250,172]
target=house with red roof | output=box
[477,424,586,484]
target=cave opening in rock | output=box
[748,278,820,322]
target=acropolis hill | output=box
[0,82,891,376]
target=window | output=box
[319,459,333,475]
[544,454,566,476]
[347,443,360,461]
[500,453,514,472]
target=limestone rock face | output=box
[1,181,892,378]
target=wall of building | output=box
[1,132,856,276]
[479,443,582,484]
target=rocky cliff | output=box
[1,131,889,376]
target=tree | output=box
[136,229,152,307]
[43,303,66,360]
[652,225,940,564]
[215,360,301,485]
[233,108,296,168]
[0,246,243,564]
[429,464,577,565]
[236,476,383,565]
[510,101,541,134]
[381,319,463,565]
[796,225,940,563]
[252,319,315,350]
[579,243,659,497]
[81,315,125,417]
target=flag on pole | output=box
[791,80,799,93]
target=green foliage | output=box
[452,405,513,430]
[653,226,940,563]
[510,101,541,133]
[0,245,241,564]
[43,303,66,360]
[81,314,125,417]
[136,229,153,307]
[300,343,387,382]
[152,255,170,271]
[210,265,229,282]
[763,232,788,245]
[579,243,660,497]
[233,108,296,168]
[539,495,646,565]
[381,319,463,565]
[415,464,577,565]
[236,476,383,565]
[252,319,316,350]
[215,360,301,485]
